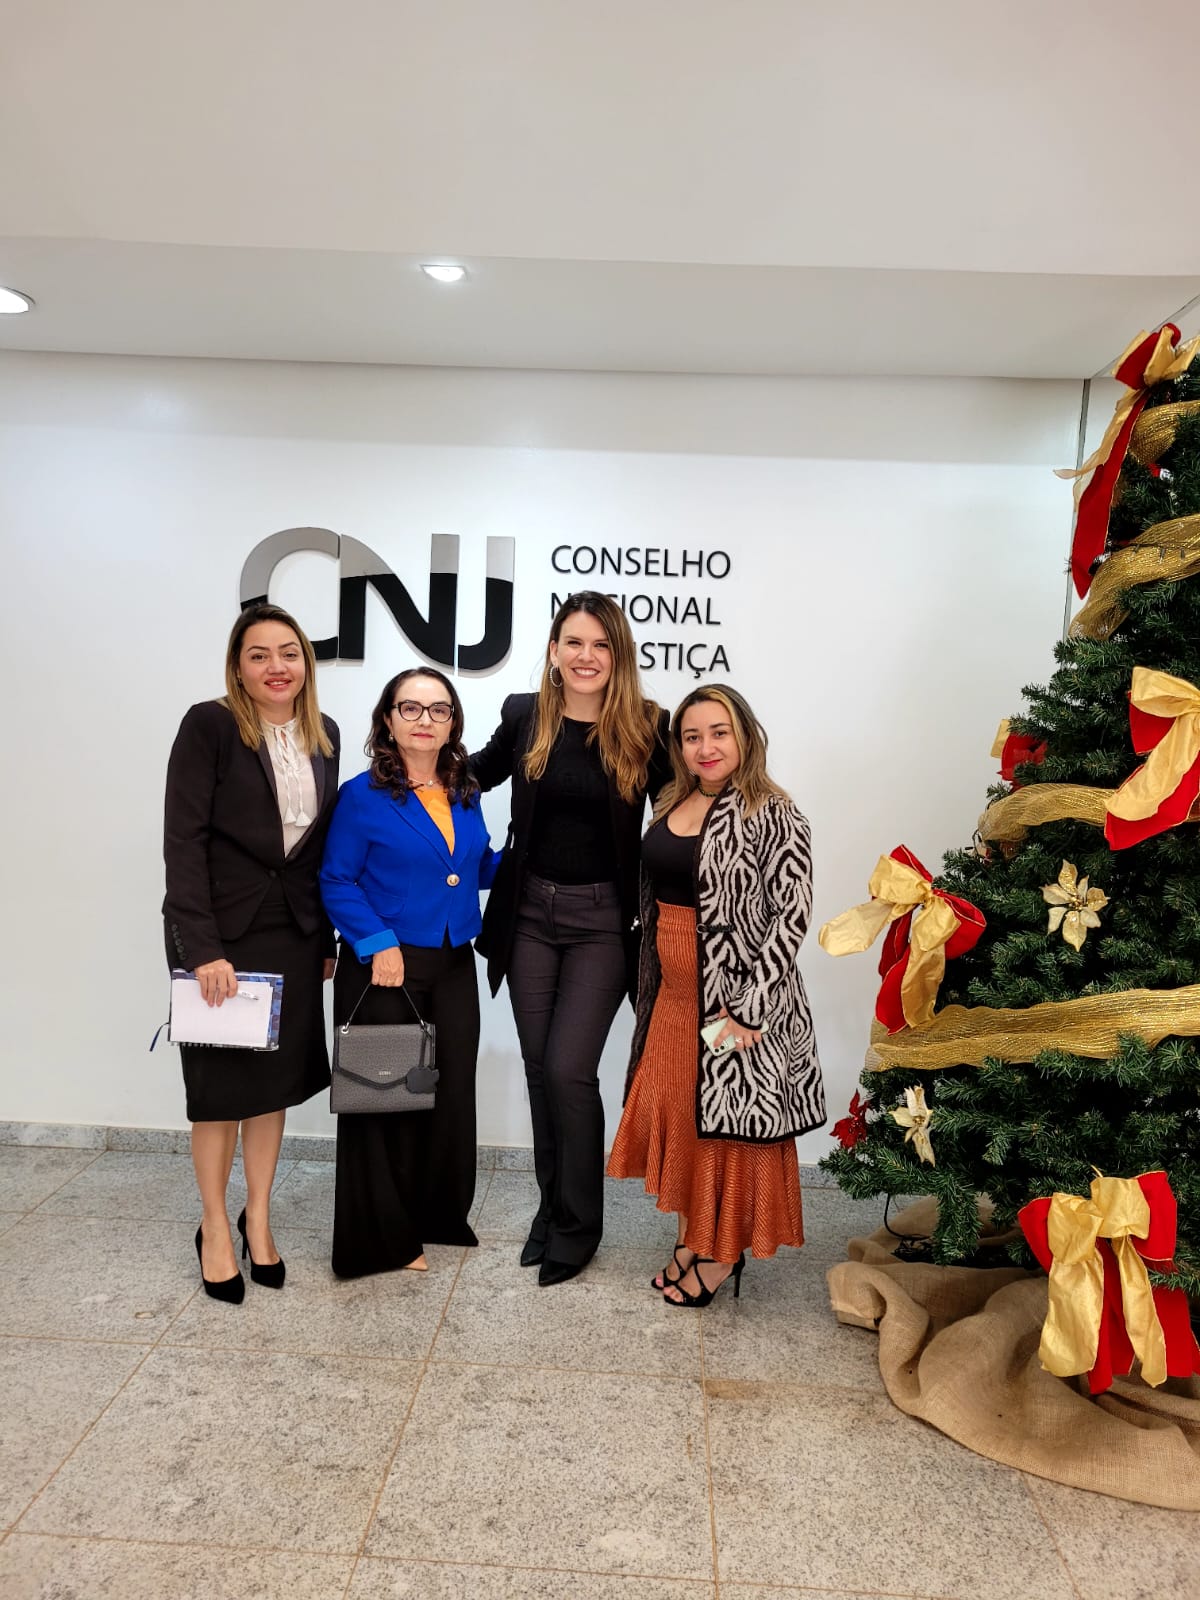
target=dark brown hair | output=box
[365,667,479,804]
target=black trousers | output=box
[331,939,480,1279]
[507,875,627,1265]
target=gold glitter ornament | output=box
[1043,860,1109,952]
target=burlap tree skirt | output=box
[827,1200,1200,1508]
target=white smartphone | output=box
[701,1018,769,1054]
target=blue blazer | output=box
[320,772,500,960]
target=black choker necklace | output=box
[697,782,724,798]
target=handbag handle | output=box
[339,979,432,1037]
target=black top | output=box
[642,816,697,908]
[527,719,618,885]
[470,693,674,1000]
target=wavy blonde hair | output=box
[222,604,333,757]
[524,592,660,804]
[654,684,787,819]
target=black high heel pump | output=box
[194,1224,245,1304]
[662,1252,746,1309]
[236,1208,286,1289]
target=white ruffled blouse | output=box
[262,717,317,856]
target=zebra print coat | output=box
[625,788,825,1143]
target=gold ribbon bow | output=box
[1040,1173,1167,1388]
[1056,326,1200,505]
[1106,667,1200,824]
[818,856,959,1029]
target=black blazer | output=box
[471,693,672,1001]
[163,700,341,970]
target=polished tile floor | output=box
[1,1142,1197,1599]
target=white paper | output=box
[169,977,276,1049]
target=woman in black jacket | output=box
[472,592,670,1285]
[164,604,339,1302]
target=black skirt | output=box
[172,885,331,1123]
[332,939,481,1278]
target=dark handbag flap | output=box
[333,1019,436,1091]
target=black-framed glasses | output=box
[393,699,454,723]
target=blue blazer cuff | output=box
[353,928,401,961]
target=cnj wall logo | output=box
[241,529,515,672]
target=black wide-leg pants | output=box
[331,938,480,1279]
[507,875,627,1266]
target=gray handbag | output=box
[330,984,438,1114]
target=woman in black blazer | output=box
[164,604,340,1301]
[472,592,670,1285]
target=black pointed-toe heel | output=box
[662,1252,746,1309]
[194,1224,245,1304]
[236,1208,286,1289]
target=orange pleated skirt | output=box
[607,902,804,1260]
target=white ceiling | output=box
[2,0,1198,378]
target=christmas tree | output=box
[820,326,1200,1353]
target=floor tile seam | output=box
[153,1338,434,1365]
[1017,1474,1087,1600]
[18,1148,106,1214]
[349,1241,474,1583]
[9,1275,207,1534]
[697,1311,722,1589]
[709,1580,963,1598]
[0,1331,156,1350]
[349,1548,721,1582]
[2,1526,363,1560]
[424,1354,704,1382]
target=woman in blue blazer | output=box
[321,667,499,1277]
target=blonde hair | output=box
[222,604,333,757]
[654,684,787,818]
[524,591,660,804]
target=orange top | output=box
[415,785,455,853]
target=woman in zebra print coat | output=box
[608,685,824,1306]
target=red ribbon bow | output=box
[1020,1171,1200,1395]
[1067,324,1191,598]
[874,847,986,1034]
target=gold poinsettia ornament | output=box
[890,1084,935,1165]
[1042,860,1109,952]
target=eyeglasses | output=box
[392,699,454,723]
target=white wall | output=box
[0,352,1080,1161]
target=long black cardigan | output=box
[470,693,671,1001]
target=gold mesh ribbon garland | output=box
[1069,513,1200,643]
[862,983,1200,1071]
[977,783,1111,846]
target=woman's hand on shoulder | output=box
[195,958,238,1007]
[371,947,405,987]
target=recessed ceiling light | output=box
[0,286,34,314]
[420,264,467,284]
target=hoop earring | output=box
[549,665,563,689]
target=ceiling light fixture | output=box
[0,286,34,314]
[420,264,467,284]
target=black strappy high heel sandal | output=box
[236,1208,286,1289]
[650,1244,695,1292]
[662,1252,746,1309]
[194,1224,245,1303]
